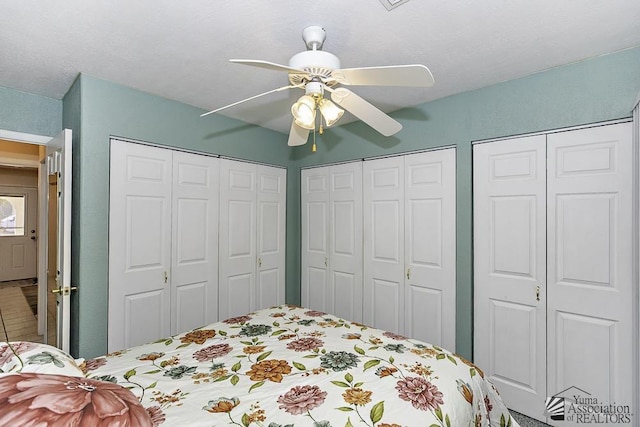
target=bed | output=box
[1,305,518,426]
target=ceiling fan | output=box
[201,26,435,147]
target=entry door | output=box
[546,123,633,425]
[45,129,73,352]
[473,135,547,420]
[0,186,38,281]
[109,141,172,352]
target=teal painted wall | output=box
[70,75,292,358]
[287,47,640,359]
[0,85,62,137]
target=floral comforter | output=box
[86,305,518,427]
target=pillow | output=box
[0,341,84,377]
[0,372,154,426]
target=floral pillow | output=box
[0,372,154,426]
[0,341,84,376]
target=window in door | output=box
[0,196,25,236]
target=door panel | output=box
[219,159,256,319]
[109,141,172,352]
[546,123,633,425]
[473,135,547,420]
[301,167,329,312]
[171,152,219,334]
[329,163,362,321]
[363,157,404,332]
[404,149,456,351]
[256,165,286,310]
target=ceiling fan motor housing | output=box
[288,50,341,85]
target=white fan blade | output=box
[328,87,402,136]
[332,64,434,87]
[230,59,309,75]
[201,85,298,117]
[288,120,310,146]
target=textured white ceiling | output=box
[1,0,639,134]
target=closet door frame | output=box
[473,118,638,424]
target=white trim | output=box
[300,144,457,170]
[0,130,52,145]
[633,90,640,111]
[633,104,640,424]
[471,117,632,145]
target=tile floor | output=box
[0,278,56,344]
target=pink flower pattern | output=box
[396,376,444,411]
[277,385,327,415]
[0,373,153,426]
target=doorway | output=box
[0,136,57,346]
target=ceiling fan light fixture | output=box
[318,98,344,127]
[292,95,317,129]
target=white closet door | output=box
[256,165,286,309]
[301,167,330,312]
[363,156,405,333]
[219,159,256,319]
[547,122,633,424]
[329,162,363,321]
[473,135,547,420]
[109,141,172,352]
[171,152,219,335]
[404,149,456,350]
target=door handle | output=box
[536,286,540,301]
[258,258,262,267]
[30,236,36,240]
[51,286,77,296]
[406,268,411,280]
[164,271,168,284]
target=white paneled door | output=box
[109,142,173,352]
[301,167,330,313]
[363,156,405,334]
[474,122,634,425]
[546,123,633,426]
[219,159,256,319]
[219,159,286,320]
[171,151,219,335]
[404,149,456,350]
[363,149,456,348]
[109,141,220,352]
[473,135,547,420]
[301,162,363,321]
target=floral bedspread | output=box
[86,305,519,427]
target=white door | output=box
[256,165,286,309]
[301,166,330,312]
[0,186,38,281]
[473,135,547,420]
[404,149,456,350]
[45,129,73,352]
[546,123,633,425]
[109,141,172,352]
[328,162,363,322]
[363,156,405,333]
[219,159,257,319]
[171,152,219,335]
